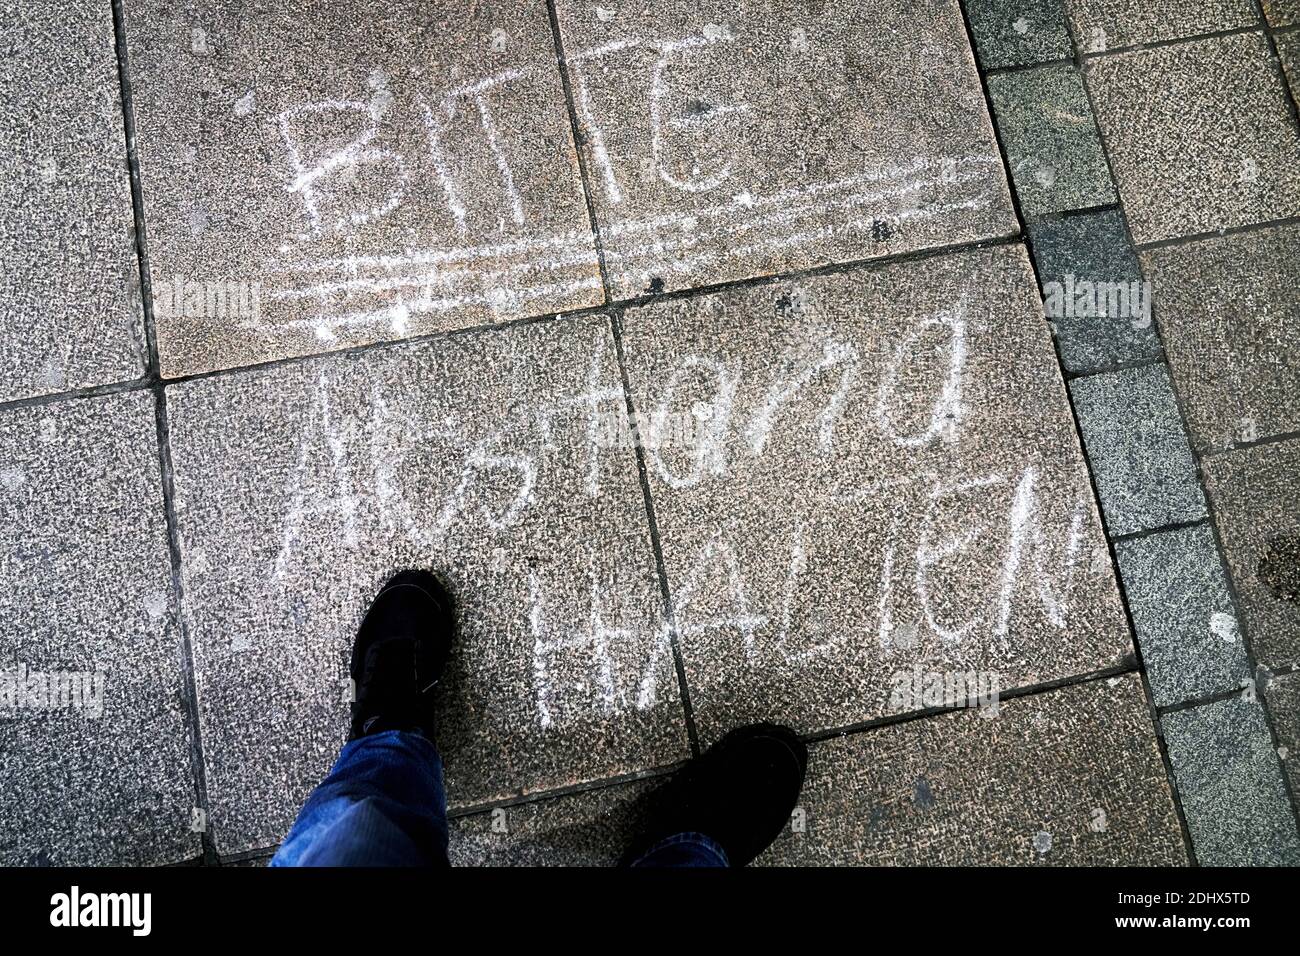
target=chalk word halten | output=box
[263,311,1095,729]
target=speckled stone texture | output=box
[552,0,1017,299]
[165,315,689,855]
[1069,365,1206,537]
[447,674,1186,865]
[1203,440,1300,671]
[1028,209,1161,373]
[1142,223,1300,453]
[1263,670,1300,802]
[1162,694,1300,865]
[987,65,1115,217]
[449,779,655,865]
[620,244,1130,745]
[0,391,199,865]
[1115,524,1249,707]
[124,0,602,378]
[1262,0,1300,27]
[1279,31,1300,100]
[1065,0,1257,53]
[1085,32,1300,244]
[762,674,1186,864]
[964,0,1074,69]
[0,0,146,403]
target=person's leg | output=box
[624,723,806,869]
[271,729,447,866]
[626,832,730,868]
[271,570,454,867]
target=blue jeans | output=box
[271,729,728,867]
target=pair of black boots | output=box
[350,570,807,867]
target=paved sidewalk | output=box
[1,0,1298,866]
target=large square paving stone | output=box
[1143,223,1300,453]
[449,674,1187,865]
[1203,440,1300,670]
[763,674,1185,864]
[125,0,602,378]
[620,244,1131,745]
[166,315,689,855]
[1085,32,1300,244]
[1,0,146,402]
[0,391,199,865]
[552,0,1017,299]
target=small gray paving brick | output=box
[1085,32,1300,244]
[1028,208,1161,373]
[0,0,146,403]
[1115,524,1250,707]
[124,0,602,378]
[1203,440,1300,671]
[165,315,689,855]
[448,674,1186,865]
[1069,364,1206,537]
[0,391,199,865]
[1263,670,1300,802]
[553,0,1017,299]
[1142,223,1300,454]
[1065,0,1257,53]
[964,0,1075,70]
[987,64,1116,217]
[621,243,1130,746]
[1162,693,1300,865]
[1263,0,1300,27]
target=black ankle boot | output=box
[348,570,454,742]
[624,722,808,867]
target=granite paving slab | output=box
[124,0,603,377]
[449,674,1187,865]
[0,0,146,402]
[1203,440,1300,671]
[1115,523,1250,706]
[1162,693,1300,865]
[1263,670,1300,802]
[1069,364,1206,537]
[987,65,1116,217]
[552,0,1017,299]
[1279,30,1300,100]
[1085,32,1300,244]
[964,0,1075,70]
[620,243,1130,745]
[1028,208,1161,373]
[1065,0,1257,53]
[165,315,689,855]
[762,673,1185,864]
[1262,0,1300,27]
[1142,223,1300,453]
[0,391,199,865]
[448,779,654,866]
